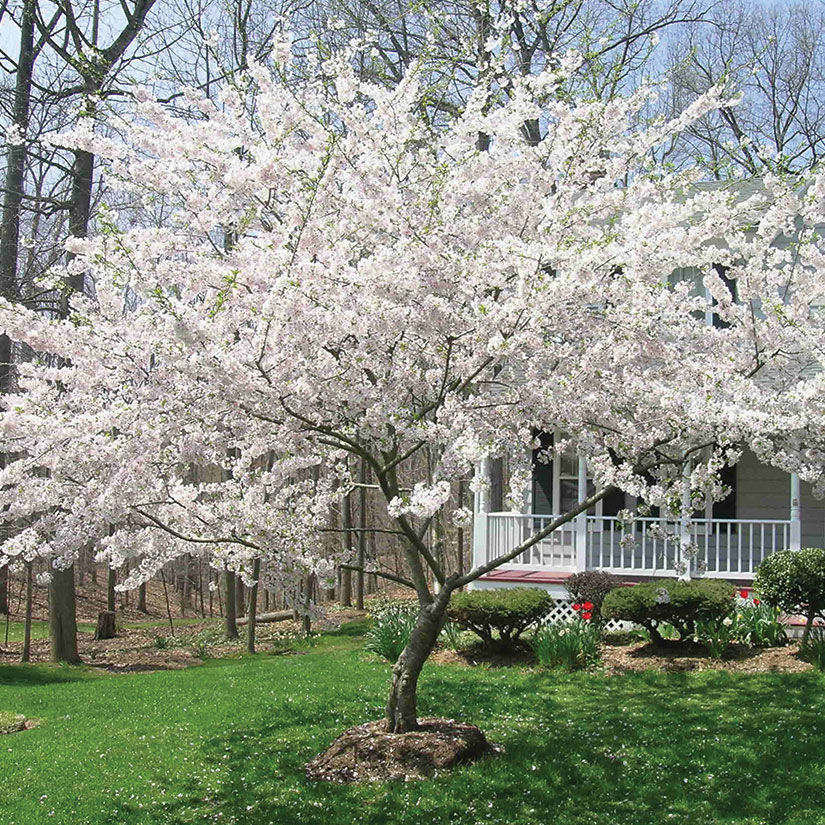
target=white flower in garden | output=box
[655,588,671,605]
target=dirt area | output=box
[305,718,499,782]
[431,638,813,674]
[600,639,813,674]
[0,607,367,672]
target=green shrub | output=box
[530,619,601,670]
[153,635,171,650]
[755,548,825,644]
[565,571,622,625]
[364,603,418,662]
[447,587,553,650]
[602,578,734,646]
[731,602,788,648]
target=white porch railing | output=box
[482,513,792,579]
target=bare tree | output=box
[664,0,825,176]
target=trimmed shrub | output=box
[754,548,825,644]
[447,587,553,650]
[602,578,734,646]
[530,619,601,670]
[365,603,418,662]
[565,571,622,625]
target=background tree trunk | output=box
[224,569,238,639]
[235,576,245,619]
[247,558,260,654]
[107,567,116,612]
[340,488,352,606]
[137,581,147,612]
[94,610,116,640]
[48,566,80,664]
[20,562,33,663]
[356,459,367,609]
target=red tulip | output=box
[582,611,592,621]
[753,598,760,606]
[739,590,749,599]
[572,603,581,611]
[583,601,594,611]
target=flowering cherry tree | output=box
[1,43,824,733]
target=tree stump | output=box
[94,610,117,640]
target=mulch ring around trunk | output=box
[305,718,501,783]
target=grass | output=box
[0,619,97,643]
[1,623,824,824]
[0,616,209,644]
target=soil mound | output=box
[306,718,499,783]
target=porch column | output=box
[790,472,802,551]
[679,463,692,581]
[471,458,492,572]
[575,453,587,570]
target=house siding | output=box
[736,449,823,547]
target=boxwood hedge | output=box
[602,578,734,646]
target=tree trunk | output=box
[48,566,81,664]
[137,581,147,612]
[224,569,238,639]
[20,562,32,662]
[94,610,116,640]
[247,558,260,654]
[356,460,367,610]
[107,566,116,612]
[385,596,449,733]
[235,576,245,619]
[803,606,817,646]
[340,489,352,606]
[0,566,8,615]
[0,0,35,390]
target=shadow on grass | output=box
[100,663,825,825]
[0,663,97,686]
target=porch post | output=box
[576,453,587,570]
[471,458,491,572]
[790,472,802,551]
[679,463,692,581]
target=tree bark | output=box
[340,489,352,606]
[356,460,367,609]
[94,610,116,640]
[20,562,33,662]
[107,566,116,612]
[247,558,260,654]
[803,605,817,646]
[224,569,238,639]
[386,597,449,732]
[0,566,8,615]
[235,576,245,619]
[48,566,80,664]
[137,580,147,612]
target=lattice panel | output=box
[541,598,628,632]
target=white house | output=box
[470,444,813,595]
[471,181,822,595]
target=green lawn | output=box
[0,616,208,643]
[0,619,97,643]
[1,626,824,825]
